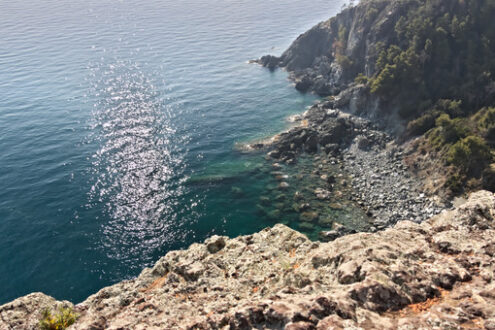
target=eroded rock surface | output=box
[2,191,495,329]
[0,293,73,329]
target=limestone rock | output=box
[0,293,73,330]
[205,235,227,254]
[2,191,495,329]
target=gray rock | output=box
[2,191,495,329]
[205,235,226,254]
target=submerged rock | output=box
[299,211,319,222]
[231,186,243,196]
[299,222,315,231]
[259,195,270,206]
[292,202,310,213]
[267,209,281,220]
[314,188,331,200]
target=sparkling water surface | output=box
[0,0,346,303]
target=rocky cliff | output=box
[259,0,495,195]
[259,0,495,132]
[2,190,495,329]
[3,2,495,328]
[259,0,396,93]
[257,0,404,121]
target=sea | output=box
[0,0,347,304]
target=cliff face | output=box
[259,1,399,91]
[258,0,411,130]
[260,0,495,130]
[260,0,495,195]
[2,190,495,329]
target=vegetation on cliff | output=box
[366,0,495,111]
[263,0,495,195]
[39,307,77,330]
[360,0,495,194]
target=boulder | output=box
[257,55,280,70]
[300,211,319,222]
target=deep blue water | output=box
[0,0,346,304]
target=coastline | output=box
[242,100,447,238]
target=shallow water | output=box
[0,0,348,303]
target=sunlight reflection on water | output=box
[0,0,346,303]
[88,61,190,259]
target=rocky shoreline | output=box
[245,0,449,235]
[247,99,446,237]
[2,190,495,329]
[342,132,444,229]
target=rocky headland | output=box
[255,0,400,127]
[2,190,495,329]
[247,0,495,237]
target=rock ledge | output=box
[2,191,495,329]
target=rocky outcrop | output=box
[256,0,495,198]
[0,293,73,329]
[253,101,387,163]
[3,191,495,329]
[258,0,413,89]
[256,0,425,132]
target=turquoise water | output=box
[0,0,346,304]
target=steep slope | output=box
[259,0,405,96]
[260,0,495,107]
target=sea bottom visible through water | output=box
[195,148,372,241]
[0,0,355,304]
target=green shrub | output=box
[354,73,369,84]
[364,7,379,23]
[482,164,495,191]
[484,126,495,146]
[406,112,438,136]
[39,307,77,330]
[447,135,492,175]
[369,45,422,101]
[336,54,354,70]
[476,107,495,130]
[364,0,495,121]
[370,63,396,95]
[435,114,468,144]
[435,99,463,117]
[445,172,464,194]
